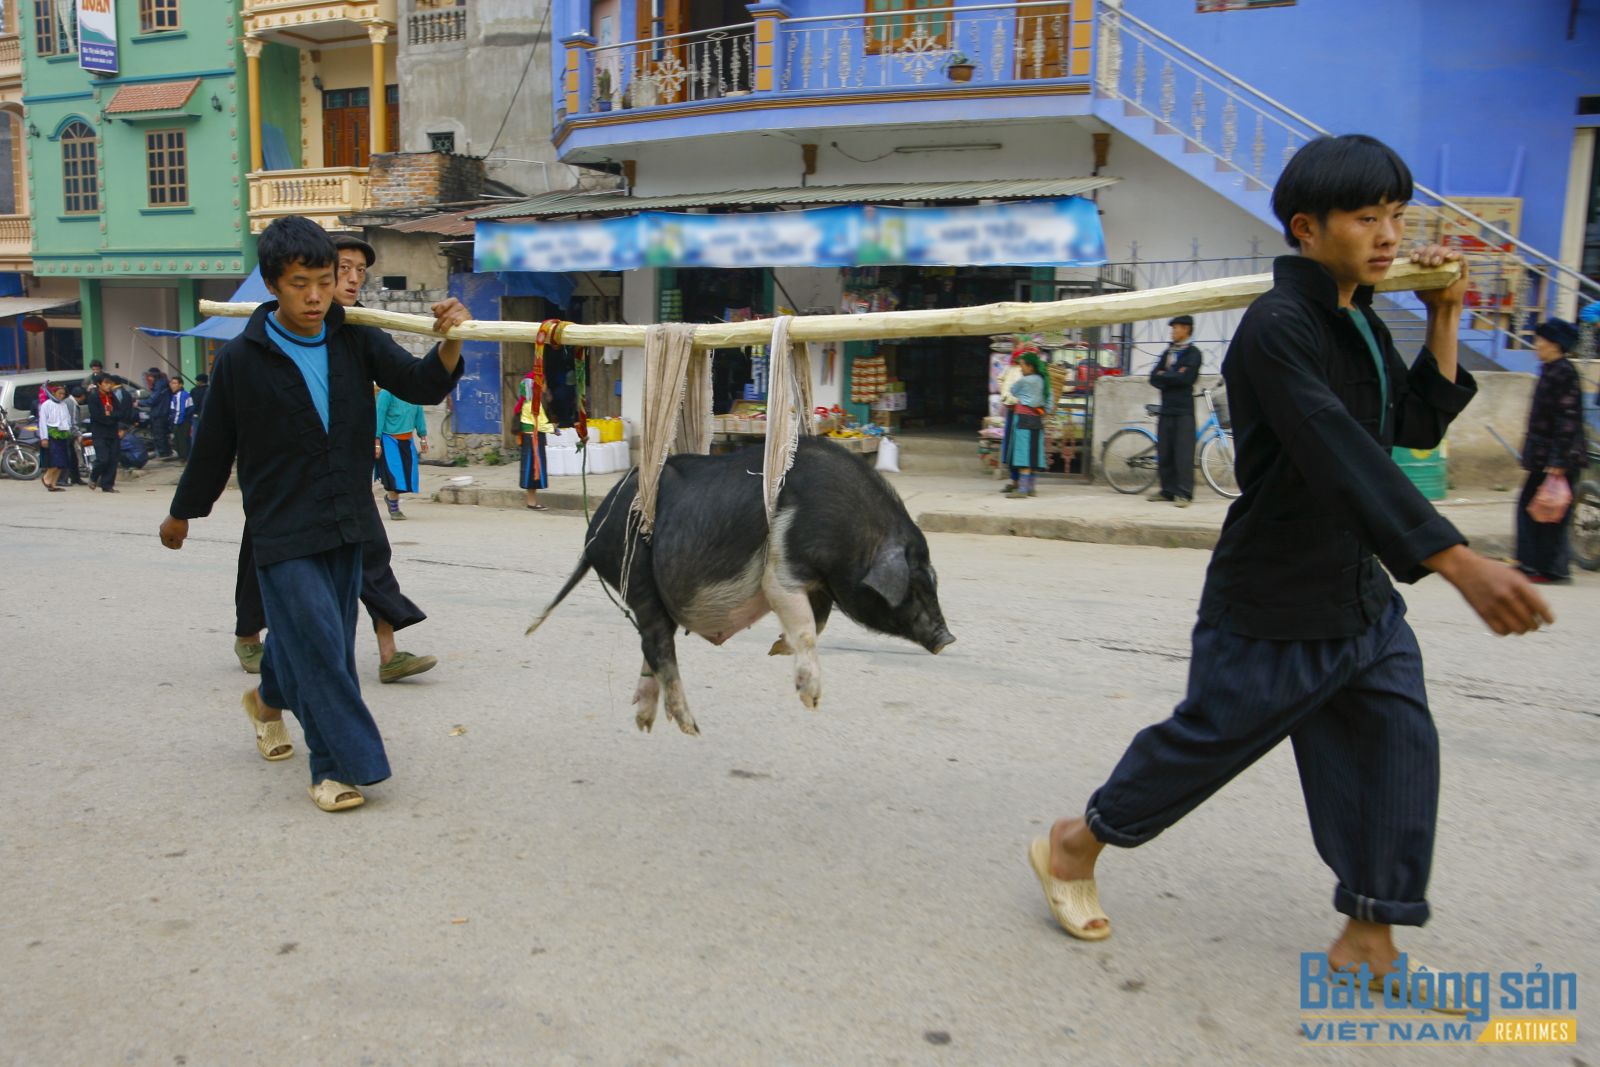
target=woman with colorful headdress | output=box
[516,364,555,511]
[999,341,1040,493]
[1005,350,1050,498]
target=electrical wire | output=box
[486,0,552,160]
[829,140,894,164]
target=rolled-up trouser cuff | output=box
[1084,802,1154,848]
[1334,884,1430,927]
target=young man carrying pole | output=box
[1030,135,1554,998]
[161,217,469,812]
[231,234,439,684]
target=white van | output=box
[0,370,64,421]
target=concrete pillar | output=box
[746,2,789,93]
[243,36,264,172]
[175,277,200,379]
[368,23,390,159]
[560,33,595,117]
[77,279,103,370]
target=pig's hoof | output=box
[634,705,657,732]
[768,637,793,657]
[796,670,821,710]
[666,702,700,736]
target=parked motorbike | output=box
[0,407,42,479]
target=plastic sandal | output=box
[1029,837,1112,941]
[242,690,293,761]
[308,779,364,812]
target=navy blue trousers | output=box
[1086,593,1437,926]
[257,543,391,788]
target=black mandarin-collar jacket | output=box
[1199,256,1478,640]
[169,301,463,567]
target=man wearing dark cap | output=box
[1148,314,1203,507]
[1515,317,1588,583]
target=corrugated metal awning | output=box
[467,177,1119,221]
[0,296,79,318]
[384,208,480,237]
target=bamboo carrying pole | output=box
[199,259,1460,348]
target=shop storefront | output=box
[472,191,1116,470]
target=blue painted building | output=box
[462,0,1599,436]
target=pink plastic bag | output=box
[1527,474,1572,524]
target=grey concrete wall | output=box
[398,0,580,195]
[1090,371,1539,490]
[368,231,452,292]
[365,285,455,458]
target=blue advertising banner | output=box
[475,198,1106,274]
[77,0,119,75]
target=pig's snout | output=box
[926,629,955,655]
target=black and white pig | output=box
[529,436,955,735]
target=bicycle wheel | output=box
[1573,479,1600,572]
[1101,428,1159,494]
[1200,433,1240,498]
[2,443,41,479]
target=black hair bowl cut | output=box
[258,215,338,284]
[1271,134,1414,249]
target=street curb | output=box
[916,510,1222,550]
[432,486,1517,559]
[433,485,595,513]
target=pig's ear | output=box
[863,545,910,606]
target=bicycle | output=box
[1573,427,1600,572]
[1101,387,1239,498]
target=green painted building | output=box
[23,0,255,379]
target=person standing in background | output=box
[169,376,193,463]
[516,365,554,511]
[1004,352,1050,499]
[1148,315,1203,508]
[86,373,131,492]
[1514,318,1587,584]
[374,387,428,521]
[144,369,174,459]
[37,382,74,492]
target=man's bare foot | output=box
[1046,817,1108,932]
[1328,918,1399,979]
[246,686,283,724]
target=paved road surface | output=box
[1,482,1594,1064]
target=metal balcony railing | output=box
[1095,1,1600,353]
[575,1,1091,115]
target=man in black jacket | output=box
[143,368,174,459]
[231,232,438,685]
[85,372,132,492]
[1031,135,1554,998]
[160,216,468,813]
[1148,314,1203,506]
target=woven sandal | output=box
[241,690,293,761]
[308,779,364,812]
[1364,962,1471,1016]
[1029,837,1111,941]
